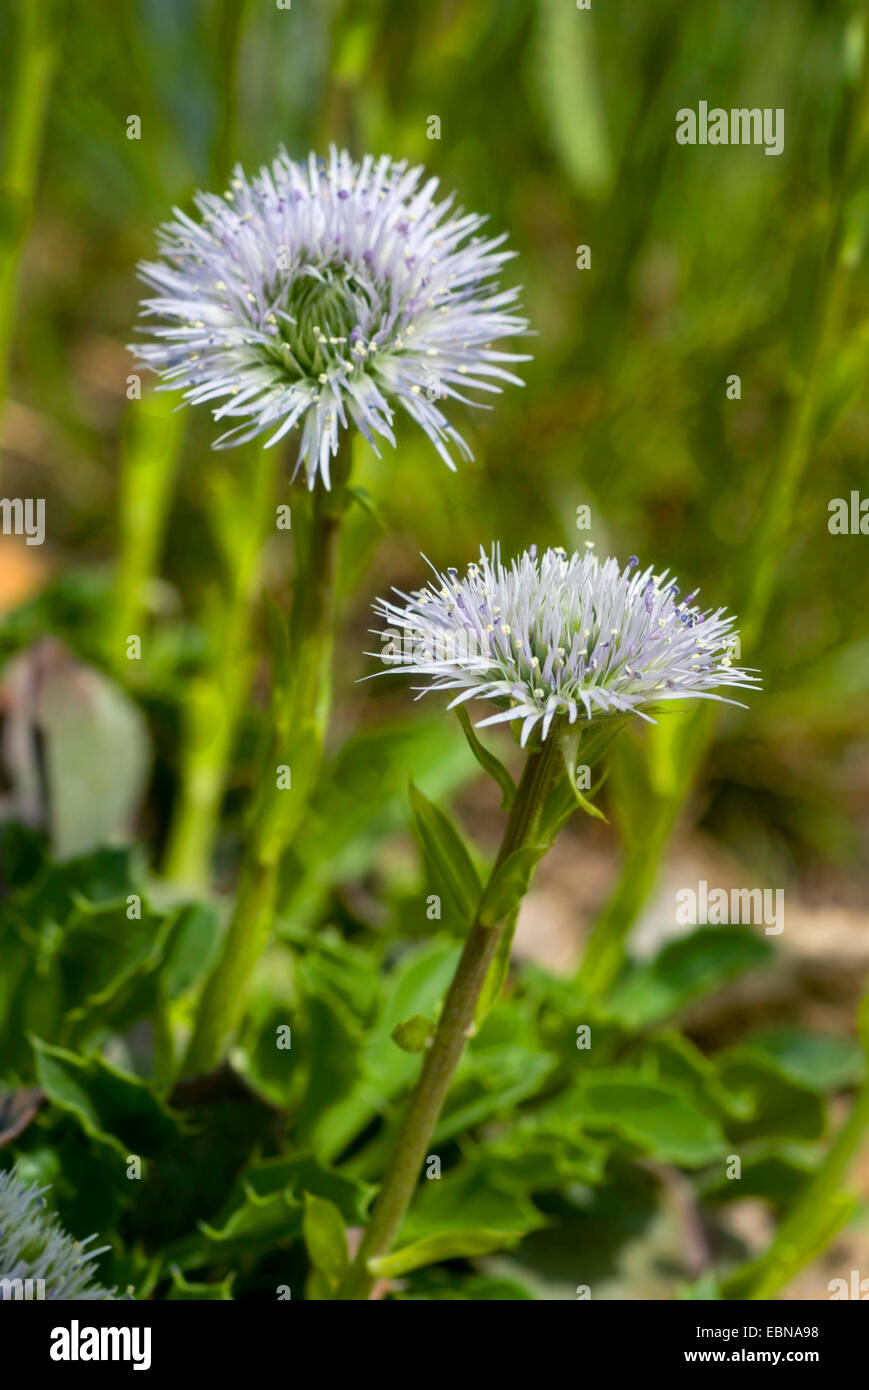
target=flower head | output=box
[372,546,759,746]
[0,1166,119,1299]
[131,147,528,488]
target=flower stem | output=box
[336,733,562,1300]
[181,447,351,1076]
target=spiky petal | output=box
[371,546,759,745]
[0,1166,120,1299]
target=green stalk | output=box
[212,0,252,184]
[0,0,56,453]
[181,446,351,1076]
[336,733,563,1301]
[162,441,280,886]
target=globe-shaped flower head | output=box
[373,546,759,746]
[132,147,528,488]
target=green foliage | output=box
[1,0,867,1305]
[0,821,863,1299]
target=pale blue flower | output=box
[132,147,528,488]
[372,546,759,746]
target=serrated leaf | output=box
[561,726,608,821]
[539,1068,727,1167]
[391,1014,435,1053]
[715,1047,826,1142]
[369,1228,519,1279]
[309,940,461,1163]
[169,1184,302,1272]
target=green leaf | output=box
[398,1275,536,1301]
[370,1228,514,1279]
[163,1155,372,1275]
[285,715,473,929]
[715,1047,826,1142]
[534,0,612,200]
[477,845,548,929]
[157,903,221,1000]
[474,845,548,1025]
[32,1038,182,1158]
[624,1032,739,1122]
[697,1145,815,1214]
[391,1014,435,1053]
[409,781,482,927]
[455,706,516,809]
[347,484,386,529]
[539,1068,727,1166]
[740,1029,866,1094]
[560,726,608,821]
[246,1156,374,1225]
[10,648,152,859]
[168,1184,302,1272]
[302,1192,348,1292]
[290,988,366,1153]
[606,927,775,1028]
[299,941,461,1163]
[481,1132,606,1192]
[434,1048,555,1145]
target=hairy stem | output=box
[336,734,562,1300]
